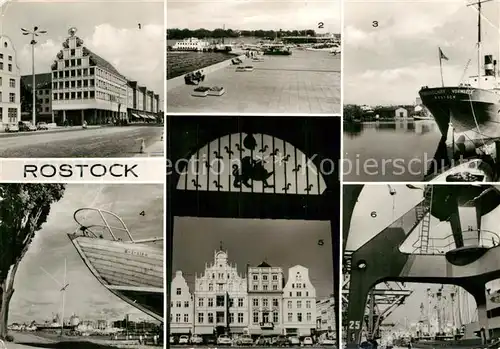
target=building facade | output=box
[170,271,193,335]
[51,27,128,125]
[247,262,284,336]
[194,250,248,335]
[21,73,52,122]
[316,297,335,334]
[282,265,317,337]
[0,35,21,129]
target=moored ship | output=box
[68,208,164,322]
[419,0,500,144]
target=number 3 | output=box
[349,320,361,330]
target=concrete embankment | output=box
[166,54,247,91]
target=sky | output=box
[167,0,341,33]
[344,184,500,325]
[9,183,163,324]
[172,218,334,299]
[344,0,500,105]
[0,0,164,101]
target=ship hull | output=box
[69,235,164,322]
[419,86,500,140]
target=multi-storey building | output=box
[247,261,284,336]
[50,27,128,126]
[21,73,52,122]
[0,35,20,129]
[316,297,335,334]
[194,250,248,336]
[170,271,193,335]
[283,265,317,337]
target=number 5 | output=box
[349,320,361,330]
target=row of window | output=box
[38,89,50,95]
[0,78,16,89]
[53,91,95,100]
[252,298,280,308]
[0,107,18,124]
[286,300,312,309]
[281,312,312,323]
[0,54,13,61]
[252,311,280,324]
[0,92,16,103]
[54,79,95,90]
[252,274,280,281]
[0,62,13,72]
[53,67,94,80]
[197,312,246,325]
[251,283,279,291]
[170,310,314,325]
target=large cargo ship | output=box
[68,208,164,322]
[419,0,500,145]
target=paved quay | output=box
[167,49,341,114]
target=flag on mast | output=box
[439,47,449,86]
[439,47,449,61]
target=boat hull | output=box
[419,86,500,140]
[69,235,164,322]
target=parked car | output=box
[18,121,36,131]
[289,336,301,345]
[303,336,314,346]
[169,336,177,344]
[204,335,216,345]
[217,334,232,345]
[190,334,203,344]
[5,123,19,132]
[178,335,189,344]
[255,336,271,346]
[275,335,291,346]
[236,334,254,346]
[37,122,49,130]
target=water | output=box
[343,120,442,181]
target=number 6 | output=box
[349,320,361,330]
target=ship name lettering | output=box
[124,249,148,257]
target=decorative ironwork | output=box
[177,133,326,195]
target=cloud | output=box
[3,1,164,99]
[344,0,499,104]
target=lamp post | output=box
[21,26,46,125]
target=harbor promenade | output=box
[166,49,341,114]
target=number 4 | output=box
[349,320,361,330]
[139,211,145,216]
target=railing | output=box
[411,229,500,254]
[72,207,163,244]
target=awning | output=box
[131,113,141,119]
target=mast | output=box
[468,0,494,88]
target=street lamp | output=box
[21,26,47,125]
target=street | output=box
[169,347,335,349]
[0,126,163,157]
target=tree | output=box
[0,184,66,338]
[343,104,364,122]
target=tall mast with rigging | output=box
[468,0,494,88]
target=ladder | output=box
[417,186,433,253]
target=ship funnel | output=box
[485,55,494,76]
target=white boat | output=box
[172,37,209,51]
[68,208,163,322]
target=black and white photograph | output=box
[0,183,163,348]
[343,0,500,182]
[166,115,341,347]
[166,1,341,114]
[343,184,500,349]
[0,1,164,158]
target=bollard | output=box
[140,139,146,154]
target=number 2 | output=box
[318,22,324,29]
[349,320,361,330]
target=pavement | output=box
[0,125,164,157]
[167,49,341,114]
